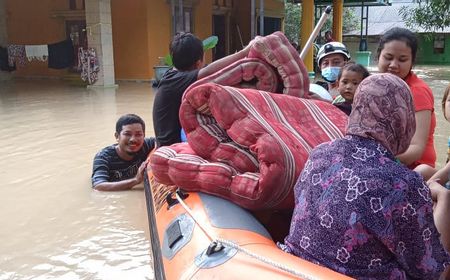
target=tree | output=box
[284,1,302,44]
[283,1,359,45]
[400,0,450,31]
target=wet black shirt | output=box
[152,69,199,147]
[91,138,155,187]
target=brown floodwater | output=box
[0,79,155,280]
[0,65,448,279]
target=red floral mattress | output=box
[150,83,348,210]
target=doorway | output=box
[213,14,226,60]
[65,20,87,72]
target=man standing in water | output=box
[91,114,155,191]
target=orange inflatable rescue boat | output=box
[144,173,353,280]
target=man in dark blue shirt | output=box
[92,114,155,191]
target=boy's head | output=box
[337,62,370,103]
[116,114,145,134]
[170,32,204,71]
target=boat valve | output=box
[166,188,189,209]
[206,241,224,256]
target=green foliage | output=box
[284,1,360,45]
[162,35,219,67]
[400,0,450,31]
[284,1,302,43]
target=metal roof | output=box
[345,3,450,35]
[315,0,390,7]
[288,0,389,5]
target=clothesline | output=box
[6,39,74,69]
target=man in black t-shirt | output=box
[92,114,155,191]
[152,32,255,147]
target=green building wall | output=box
[416,34,450,65]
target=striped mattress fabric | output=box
[150,83,348,210]
[184,58,279,96]
[247,31,310,98]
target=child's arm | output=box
[429,161,450,186]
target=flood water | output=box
[0,80,155,280]
[0,65,449,280]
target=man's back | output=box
[152,69,199,147]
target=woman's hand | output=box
[428,180,448,202]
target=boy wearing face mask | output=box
[315,42,351,98]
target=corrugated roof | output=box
[345,3,450,36]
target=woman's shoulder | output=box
[405,72,434,109]
[405,72,432,94]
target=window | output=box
[171,2,194,34]
[257,17,282,36]
[434,34,445,54]
[173,5,193,33]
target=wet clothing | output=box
[405,72,436,168]
[91,137,155,187]
[7,45,26,68]
[152,69,199,147]
[0,46,16,71]
[282,74,449,279]
[48,39,74,69]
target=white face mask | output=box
[321,67,341,83]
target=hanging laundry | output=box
[0,46,16,72]
[25,45,48,62]
[48,39,74,69]
[7,45,26,68]
[78,47,99,85]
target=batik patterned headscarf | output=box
[347,73,415,155]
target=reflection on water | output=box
[0,66,448,279]
[0,79,155,279]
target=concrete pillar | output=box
[300,0,314,72]
[0,0,12,81]
[332,0,343,42]
[85,0,116,87]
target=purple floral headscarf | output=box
[347,73,415,155]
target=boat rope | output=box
[175,192,215,242]
[216,238,318,280]
[174,193,319,280]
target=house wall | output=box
[231,0,284,53]
[114,0,213,80]
[5,0,284,80]
[6,0,72,78]
[111,0,152,80]
[416,34,450,65]
[257,0,284,17]
[342,36,380,67]
[193,0,213,63]
[344,34,450,67]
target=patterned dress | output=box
[281,135,450,279]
